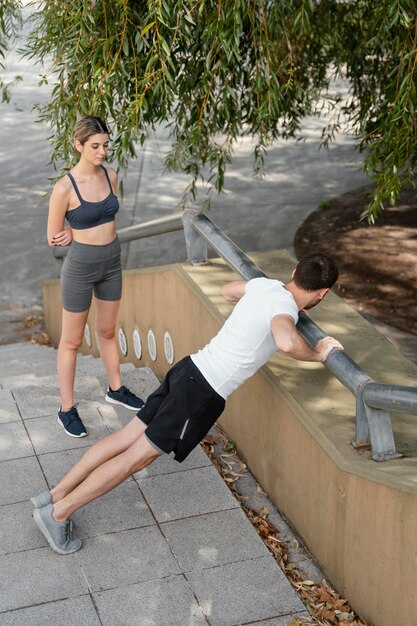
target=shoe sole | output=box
[105,395,143,411]
[57,416,87,438]
[33,508,81,555]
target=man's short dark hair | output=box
[293,253,338,291]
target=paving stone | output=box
[13,376,104,419]
[0,547,88,612]
[0,373,44,390]
[77,526,180,592]
[94,575,207,626]
[13,383,61,419]
[0,360,59,378]
[0,500,47,555]
[75,356,107,375]
[24,406,109,455]
[0,389,20,423]
[138,465,238,522]
[293,557,326,585]
[73,480,155,539]
[120,363,136,372]
[97,364,159,397]
[0,344,53,357]
[0,456,47,505]
[0,596,101,626]
[97,401,133,431]
[0,421,33,461]
[36,447,87,487]
[244,614,309,626]
[285,534,316,567]
[0,346,53,364]
[186,556,305,626]
[136,444,211,479]
[161,508,269,572]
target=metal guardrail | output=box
[114,210,417,461]
[117,214,184,243]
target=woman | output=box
[47,116,143,438]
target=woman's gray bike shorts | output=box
[60,238,122,313]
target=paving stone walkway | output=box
[0,342,309,626]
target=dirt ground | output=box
[294,185,417,336]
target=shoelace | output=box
[65,405,82,424]
[61,403,78,417]
[117,386,135,401]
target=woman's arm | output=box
[47,179,72,246]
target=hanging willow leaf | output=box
[0,0,416,219]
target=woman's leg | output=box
[57,309,90,411]
[51,415,146,502]
[94,297,122,391]
[53,432,160,522]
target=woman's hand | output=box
[52,227,72,247]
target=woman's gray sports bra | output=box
[65,166,119,230]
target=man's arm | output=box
[220,280,247,304]
[272,314,343,363]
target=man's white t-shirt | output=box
[191,278,299,399]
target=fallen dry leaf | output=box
[259,506,269,518]
[256,483,268,496]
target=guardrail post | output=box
[351,381,370,449]
[361,380,403,461]
[182,209,208,265]
[364,403,403,461]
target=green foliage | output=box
[0,0,21,102]
[323,0,417,222]
[22,0,323,194]
[1,0,416,219]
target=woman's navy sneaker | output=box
[105,385,145,411]
[57,405,87,437]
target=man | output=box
[32,252,343,554]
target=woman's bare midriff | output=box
[72,221,117,245]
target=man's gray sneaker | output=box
[33,504,82,555]
[30,490,52,509]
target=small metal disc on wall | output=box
[84,323,92,348]
[164,331,174,364]
[147,329,157,361]
[133,329,142,360]
[118,327,128,356]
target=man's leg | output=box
[51,416,146,502]
[52,432,160,522]
[32,428,161,554]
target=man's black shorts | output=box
[137,356,225,463]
